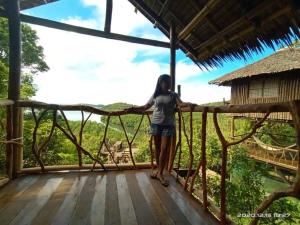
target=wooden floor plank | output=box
[30,173,75,225]
[116,173,138,225]
[135,172,175,225]
[104,171,121,225]
[0,169,219,225]
[125,171,158,225]
[165,172,219,225]
[70,174,97,225]
[91,174,106,225]
[0,175,39,210]
[0,175,50,225]
[9,176,63,225]
[51,174,88,225]
[146,171,192,225]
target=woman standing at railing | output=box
[125,74,195,187]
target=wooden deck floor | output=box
[0,169,218,225]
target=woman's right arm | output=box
[124,94,154,112]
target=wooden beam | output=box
[128,0,199,61]
[0,9,170,48]
[17,100,291,114]
[104,0,113,33]
[18,163,153,174]
[0,100,14,106]
[178,0,220,40]
[156,0,204,48]
[195,0,275,51]
[197,4,292,59]
[170,22,176,91]
[6,0,21,180]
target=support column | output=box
[104,0,113,33]
[170,22,176,91]
[6,0,21,179]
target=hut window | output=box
[249,78,279,98]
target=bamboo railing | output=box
[1,99,299,225]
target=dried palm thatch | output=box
[209,47,300,85]
[132,0,300,68]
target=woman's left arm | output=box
[175,93,197,108]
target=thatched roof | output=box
[130,0,300,68]
[1,0,300,69]
[209,47,300,86]
[0,0,57,11]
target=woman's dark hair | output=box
[153,74,171,98]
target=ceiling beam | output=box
[128,0,199,62]
[104,0,113,33]
[197,4,292,60]
[0,9,170,48]
[195,0,274,51]
[178,0,220,40]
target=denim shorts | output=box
[149,123,175,136]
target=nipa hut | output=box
[209,47,300,120]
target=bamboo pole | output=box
[178,0,221,40]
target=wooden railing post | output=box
[6,0,21,179]
[5,105,13,179]
[16,108,23,171]
[201,107,208,211]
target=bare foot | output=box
[150,170,158,179]
[157,173,169,187]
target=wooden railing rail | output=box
[7,100,300,225]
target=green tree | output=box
[0,17,49,174]
[0,17,49,98]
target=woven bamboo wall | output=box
[230,73,300,120]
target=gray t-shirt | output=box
[147,91,180,126]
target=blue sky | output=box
[24,0,280,105]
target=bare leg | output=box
[157,135,172,186]
[150,134,161,178]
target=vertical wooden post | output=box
[176,84,182,179]
[6,105,13,179]
[289,100,300,193]
[177,84,181,97]
[170,22,176,91]
[16,108,23,171]
[201,107,208,211]
[6,0,21,179]
[104,0,113,33]
[231,116,235,140]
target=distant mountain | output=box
[101,102,133,111]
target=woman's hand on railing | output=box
[123,106,135,113]
[123,106,146,113]
[178,102,198,109]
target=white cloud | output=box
[28,0,230,106]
